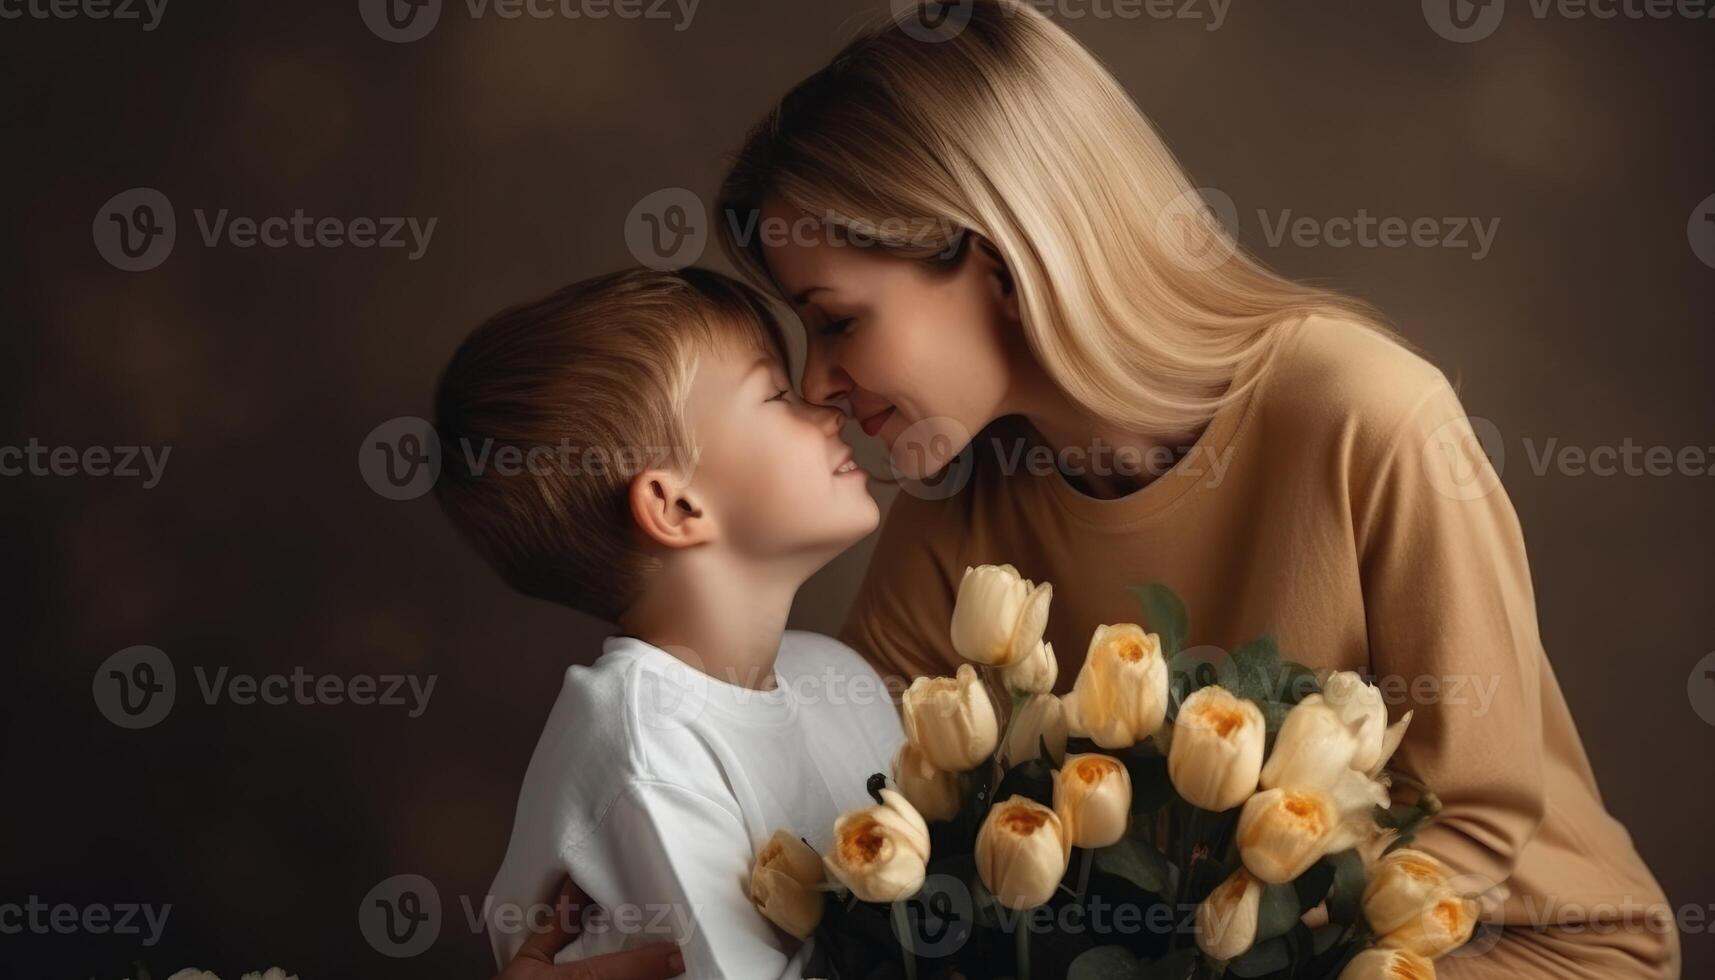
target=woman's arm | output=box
[493,875,684,980]
[1353,377,1548,886]
[563,780,812,979]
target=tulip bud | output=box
[1195,868,1263,961]
[1004,692,1068,767]
[1363,848,1455,935]
[1337,947,1436,980]
[1061,624,1168,749]
[1004,639,1059,695]
[1168,685,1265,812]
[1259,696,1360,793]
[1318,671,1387,771]
[892,740,961,823]
[1378,891,1480,959]
[1326,767,1391,853]
[1236,786,1337,883]
[1052,752,1132,849]
[975,795,1070,909]
[749,830,827,939]
[902,663,1000,772]
[824,788,931,904]
[950,563,1053,667]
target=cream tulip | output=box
[1337,947,1436,980]
[1195,868,1264,961]
[1378,891,1480,959]
[1004,692,1068,766]
[1259,696,1360,793]
[902,663,1000,772]
[1363,848,1459,934]
[1236,786,1338,883]
[1326,767,1392,853]
[1061,624,1168,749]
[1168,685,1265,812]
[950,563,1053,667]
[1320,671,1414,777]
[1052,752,1132,849]
[975,795,1071,909]
[892,739,961,823]
[824,788,931,904]
[749,830,827,939]
[1004,639,1059,695]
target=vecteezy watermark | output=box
[93,188,437,272]
[359,416,689,501]
[361,873,696,957]
[1688,651,1715,727]
[1423,0,1715,43]
[1155,187,1499,268]
[93,646,437,729]
[625,187,708,271]
[0,439,171,488]
[1689,193,1715,270]
[0,0,168,30]
[0,896,172,947]
[358,0,700,43]
[1422,415,1715,500]
[889,0,1230,43]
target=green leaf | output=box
[995,755,1056,809]
[1092,836,1170,894]
[1068,944,1143,980]
[1254,881,1302,944]
[1278,661,1322,703]
[1322,849,1367,925]
[1130,583,1188,657]
[1114,743,1175,814]
[1310,922,1346,955]
[1137,946,1200,979]
[1218,636,1283,703]
[1292,859,1335,913]
[1227,935,1291,977]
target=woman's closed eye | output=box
[818,317,855,338]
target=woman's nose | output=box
[799,341,849,409]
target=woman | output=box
[712,1,1677,977]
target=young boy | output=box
[433,268,906,977]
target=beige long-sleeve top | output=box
[840,315,1678,978]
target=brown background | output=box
[2,1,1711,977]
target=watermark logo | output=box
[1689,193,1715,270]
[94,187,175,272]
[893,0,975,42]
[360,874,442,957]
[889,416,977,501]
[625,187,708,271]
[94,645,176,730]
[1156,187,1240,273]
[0,0,169,30]
[0,896,172,946]
[360,417,442,501]
[1421,414,1507,501]
[1423,0,1506,41]
[359,0,442,42]
[626,643,715,731]
[892,873,975,958]
[1,439,172,487]
[1688,651,1715,727]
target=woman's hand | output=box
[493,875,685,980]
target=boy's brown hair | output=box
[433,267,789,622]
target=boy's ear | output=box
[628,468,713,549]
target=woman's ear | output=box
[628,469,713,549]
[971,235,1021,323]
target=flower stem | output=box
[1015,909,1032,980]
[892,900,917,980]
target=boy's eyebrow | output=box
[745,355,783,382]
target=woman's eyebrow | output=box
[789,285,829,305]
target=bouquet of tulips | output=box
[748,564,1487,979]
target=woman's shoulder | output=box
[1255,313,1456,454]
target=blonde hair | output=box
[433,267,786,622]
[718,0,1391,437]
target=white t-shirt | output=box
[485,630,907,978]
